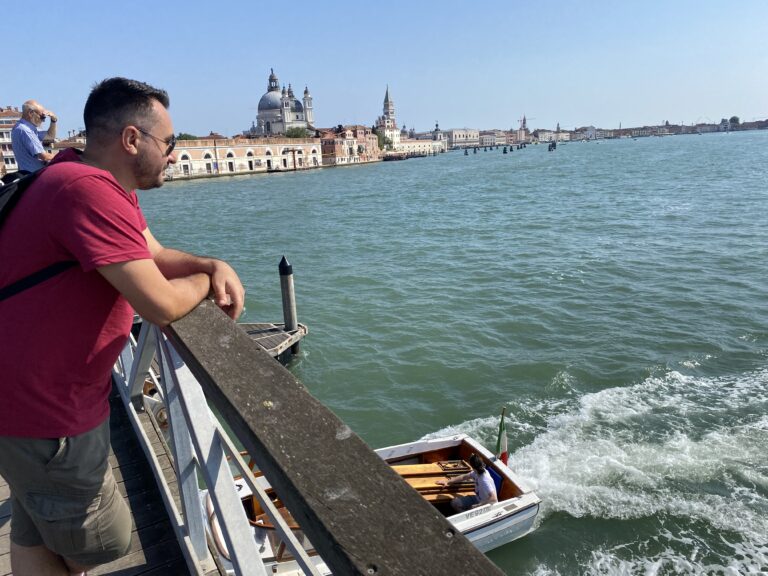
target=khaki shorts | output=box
[0,418,132,566]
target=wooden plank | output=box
[90,535,186,576]
[165,300,503,576]
[90,520,182,575]
[402,476,473,491]
[239,322,307,357]
[112,453,173,485]
[391,461,470,477]
[421,490,474,503]
[0,551,9,576]
[104,386,198,576]
[253,506,300,530]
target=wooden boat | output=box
[201,434,540,574]
[382,152,407,161]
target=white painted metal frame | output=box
[113,320,322,576]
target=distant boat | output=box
[202,434,541,575]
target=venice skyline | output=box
[4,0,766,137]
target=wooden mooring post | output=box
[279,255,299,354]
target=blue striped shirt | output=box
[11,118,47,172]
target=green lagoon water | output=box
[140,131,768,575]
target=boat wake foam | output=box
[428,367,768,574]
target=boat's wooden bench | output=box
[240,460,475,532]
[418,487,475,503]
[391,460,470,478]
[392,461,474,503]
[252,506,300,531]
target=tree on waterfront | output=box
[285,127,311,138]
[374,131,392,150]
[729,116,740,126]
[177,132,199,140]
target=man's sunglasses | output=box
[136,127,176,156]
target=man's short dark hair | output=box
[84,77,169,138]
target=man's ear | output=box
[120,126,140,156]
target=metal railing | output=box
[113,320,321,576]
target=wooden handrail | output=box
[164,299,503,575]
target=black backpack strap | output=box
[0,260,78,302]
[0,170,42,226]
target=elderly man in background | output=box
[11,99,58,173]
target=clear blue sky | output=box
[5,0,766,137]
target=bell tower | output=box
[280,85,290,126]
[383,86,396,127]
[303,86,314,126]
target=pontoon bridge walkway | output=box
[1,302,503,576]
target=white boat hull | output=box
[203,434,540,574]
[375,434,540,553]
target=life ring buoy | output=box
[206,492,231,561]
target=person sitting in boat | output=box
[436,453,498,512]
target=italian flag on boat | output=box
[496,407,508,465]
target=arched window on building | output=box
[180,153,191,176]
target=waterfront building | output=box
[319,125,381,166]
[503,130,519,145]
[48,132,323,179]
[394,138,445,156]
[444,128,480,149]
[396,122,446,155]
[0,106,22,176]
[534,129,555,143]
[412,122,444,143]
[479,130,507,147]
[50,131,88,156]
[246,69,314,137]
[170,136,321,178]
[374,87,401,150]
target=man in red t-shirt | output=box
[0,78,244,575]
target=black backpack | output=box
[0,170,77,301]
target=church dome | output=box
[258,90,283,111]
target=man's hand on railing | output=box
[209,260,245,320]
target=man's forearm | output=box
[153,247,216,279]
[44,119,57,142]
[153,246,245,320]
